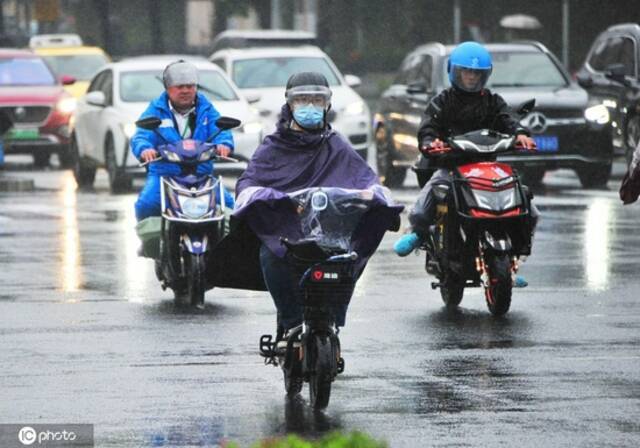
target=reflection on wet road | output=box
[1,168,640,447]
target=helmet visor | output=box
[451,65,491,93]
[285,85,332,109]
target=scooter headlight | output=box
[178,195,211,219]
[199,149,215,161]
[165,151,181,162]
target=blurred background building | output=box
[0,0,639,74]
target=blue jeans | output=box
[259,245,348,332]
[135,174,235,221]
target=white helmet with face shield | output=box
[285,72,332,130]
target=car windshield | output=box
[0,57,56,86]
[42,54,109,81]
[232,57,340,88]
[119,70,238,102]
[443,52,567,88]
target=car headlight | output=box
[179,195,211,219]
[585,104,610,124]
[242,121,263,134]
[57,97,77,114]
[344,101,365,116]
[123,123,137,139]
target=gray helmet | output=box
[162,60,198,88]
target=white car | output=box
[210,46,371,159]
[71,56,263,192]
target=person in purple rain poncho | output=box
[225,72,402,347]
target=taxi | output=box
[30,34,110,98]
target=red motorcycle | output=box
[418,120,536,316]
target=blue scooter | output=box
[135,116,241,308]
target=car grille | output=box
[538,108,582,119]
[0,106,51,125]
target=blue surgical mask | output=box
[293,104,325,129]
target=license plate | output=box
[8,128,39,140]
[533,135,558,152]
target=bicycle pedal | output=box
[337,357,345,374]
[259,334,276,358]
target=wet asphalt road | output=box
[1,163,639,447]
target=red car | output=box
[0,49,76,167]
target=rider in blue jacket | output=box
[130,60,235,221]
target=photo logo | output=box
[18,426,36,445]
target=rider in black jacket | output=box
[394,42,539,285]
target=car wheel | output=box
[33,152,50,168]
[71,135,96,188]
[577,163,612,189]
[375,125,406,188]
[105,135,132,194]
[625,115,640,168]
[58,144,74,169]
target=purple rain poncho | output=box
[207,105,402,291]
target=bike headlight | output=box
[344,100,365,116]
[199,149,214,161]
[179,195,211,219]
[472,189,517,211]
[57,97,77,114]
[165,151,181,162]
[584,104,610,124]
[123,123,137,139]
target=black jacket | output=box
[417,87,528,156]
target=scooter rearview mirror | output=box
[215,116,241,131]
[135,117,162,130]
[517,99,536,116]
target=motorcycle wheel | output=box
[440,272,464,309]
[283,365,303,397]
[186,253,205,308]
[485,254,512,316]
[309,334,334,410]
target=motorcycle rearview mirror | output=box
[215,116,241,131]
[516,99,536,116]
[206,116,242,143]
[135,117,162,130]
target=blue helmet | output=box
[447,41,493,92]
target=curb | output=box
[0,176,35,192]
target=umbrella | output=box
[500,14,542,30]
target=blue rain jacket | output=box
[130,91,234,176]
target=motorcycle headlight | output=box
[165,151,181,162]
[179,195,211,219]
[472,189,517,211]
[344,100,366,116]
[57,97,77,114]
[199,149,214,161]
[584,104,610,124]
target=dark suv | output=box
[576,23,640,166]
[375,42,614,188]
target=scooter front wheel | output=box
[485,254,512,316]
[309,334,334,410]
[186,253,206,308]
